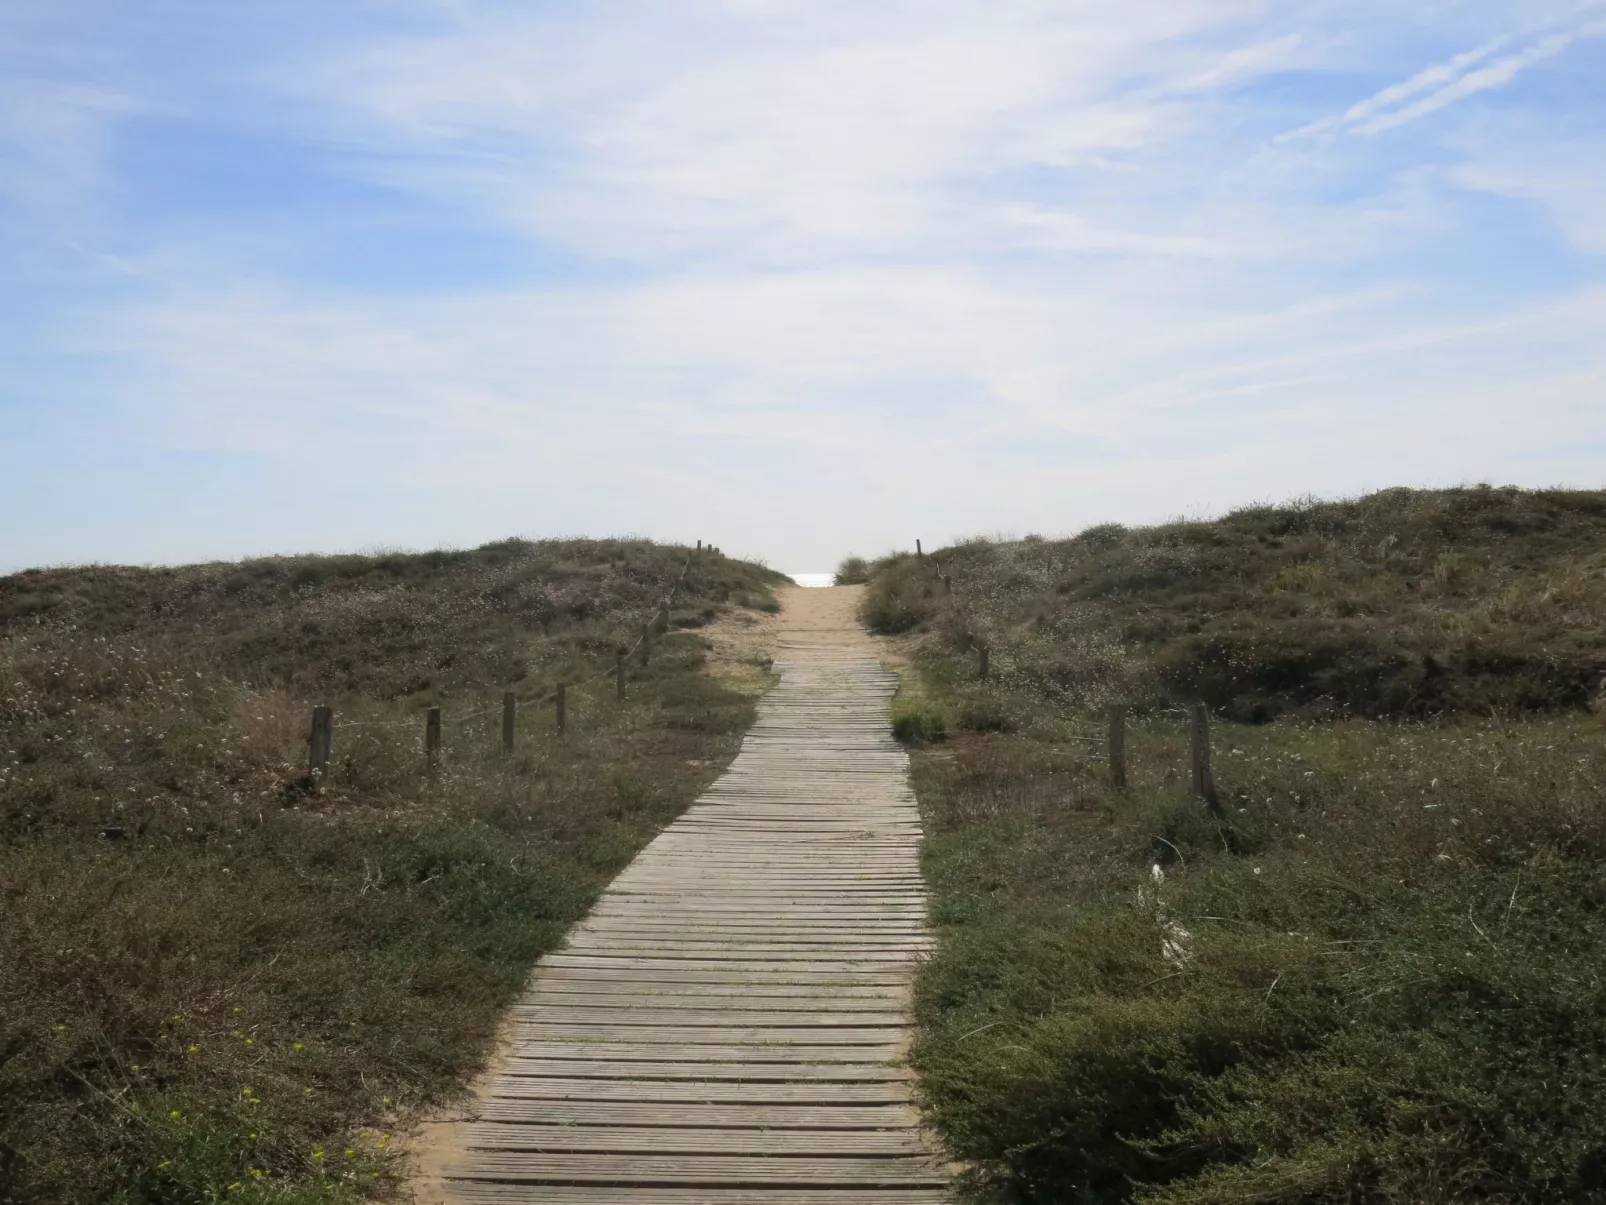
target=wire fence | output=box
[914,543,1222,810]
[304,549,705,780]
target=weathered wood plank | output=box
[444,1187,949,1205]
[424,608,950,1203]
[446,1153,949,1186]
[459,1124,929,1155]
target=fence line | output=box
[916,538,1218,804]
[303,546,708,785]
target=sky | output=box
[2,0,1604,573]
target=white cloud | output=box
[0,76,127,225]
[300,0,1284,261]
[6,0,1606,569]
[1283,14,1605,140]
[1452,121,1606,255]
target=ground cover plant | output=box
[0,539,785,1205]
[869,488,1606,1203]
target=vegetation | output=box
[868,487,1606,1203]
[865,486,1606,722]
[0,539,786,1205]
[834,555,871,585]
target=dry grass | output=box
[0,539,786,1205]
[869,490,1606,1203]
[867,486,1606,722]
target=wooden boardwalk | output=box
[430,591,951,1203]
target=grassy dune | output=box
[0,540,786,1204]
[868,487,1606,1203]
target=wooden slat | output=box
[446,1153,948,1186]
[510,1026,901,1045]
[469,1100,920,1128]
[460,1125,928,1155]
[501,1042,902,1063]
[426,607,950,1203]
[485,1077,915,1104]
[500,1060,908,1082]
[445,1187,948,1205]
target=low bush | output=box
[834,556,871,585]
[911,712,1606,1204]
[0,540,788,1204]
[864,487,1606,721]
[891,703,946,745]
[886,488,1606,1203]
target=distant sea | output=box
[789,573,835,588]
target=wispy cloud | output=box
[2,1,1605,570]
[1284,16,1606,140]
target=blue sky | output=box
[3,0,1604,572]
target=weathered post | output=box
[616,649,626,701]
[426,706,442,770]
[978,643,990,682]
[916,539,924,559]
[308,706,333,783]
[1190,703,1220,813]
[656,604,670,634]
[502,692,516,754]
[696,540,702,551]
[556,683,567,735]
[942,573,952,594]
[1108,705,1128,790]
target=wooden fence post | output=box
[942,573,952,594]
[502,692,516,754]
[556,683,567,735]
[1108,705,1128,790]
[426,706,442,770]
[978,643,990,682]
[657,604,670,634]
[307,706,333,783]
[616,650,626,701]
[697,540,702,551]
[1190,703,1222,813]
[916,539,923,559]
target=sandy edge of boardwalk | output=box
[400,584,889,1201]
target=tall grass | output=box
[834,556,871,585]
[866,486,1606,722]
[875,489,1606,1203]
[0,539,786,1204]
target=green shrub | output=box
[860,557,939,634]
[891,704,946,745]
[0,539,785,1204]
[912,714,1606,1203]
[898,487,1606,1202]
[890,487,1606,720]
[835,556,871,585]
